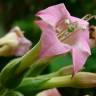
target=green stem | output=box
[40,75,73,89]
[25,58,51,77]
[16,72,96,95]
[16,74,74,95]
[16,41,41,74]
[27,65,72,79]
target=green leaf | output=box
[16,78,49,96]
[0,58,25,88]
[84,48,96,72]
[5,91,24,96]
[49,53,72,72]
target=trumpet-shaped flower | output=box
[36,3,91,73]
[0,26,32,56]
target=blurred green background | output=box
[0,0,96,42]
[0,0,96,96]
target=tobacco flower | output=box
[36,3,91,73]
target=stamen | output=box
[57,31,66,38]
[58,32,72,42]
[57,29,73,42]
[82,14,92,20]
[86,15,95,21]
[56,19,78,43]
[56,19,69,33]
[82,14,96,21]
[65,19,70,24]
[56,27,64,33]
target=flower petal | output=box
[14,36,32,56]
[72,39,91,74]
[36,20,71,58]
[37,88,61,96]
[36,3,70,27]
[8,26,32,56]
[70,16,89,29]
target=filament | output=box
[82,14,96,21]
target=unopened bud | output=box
[73,72,96,88]
[0,26,32,56]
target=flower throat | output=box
[56,19,77,43]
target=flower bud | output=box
[73,72,96,88]
[0,26,32,56]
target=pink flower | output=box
[0,26,32,56]
[36,3,91,74]
[37,88,61,96]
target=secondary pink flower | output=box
[37,88,61,96]
[36,3,91,73]
[0,26,32,56]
